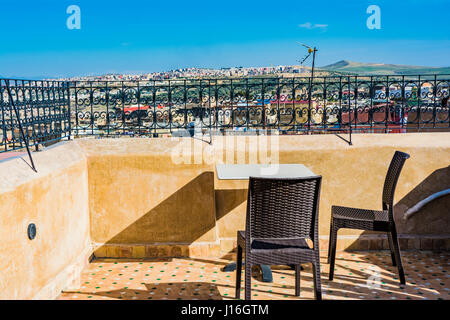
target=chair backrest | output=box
[245,176,322,241]
[382,151,410,212]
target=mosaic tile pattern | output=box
[58,251,449,300]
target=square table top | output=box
[216,164,317,180]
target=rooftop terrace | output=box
[0,132,448,300]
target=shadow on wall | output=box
[215,189,248,221]
[395,165,450,234]
[98,172,216,251]
[345,165,450,251]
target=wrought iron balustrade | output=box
[1,74,449,152]
[69,75,450,136]
[0,79,70,153]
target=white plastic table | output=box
[216,164,316,180]
[216,163,317,282]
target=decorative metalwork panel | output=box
[1,74,449,153]
[0,79,71,153]
[68,75,449,136]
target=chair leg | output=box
[312,259,322,300]
[245,261,252,300]
[327,221,333,264]
[235,245,243,299]
[328,224,338,281]
[390,230,406,285]
[387,232,397,266]
[295,265,301,296]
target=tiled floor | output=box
[58,251,449,300]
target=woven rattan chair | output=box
[327,151,410,284]
[235,176,323,300]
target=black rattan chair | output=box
[327,151,410,284]
[235,176,323,300]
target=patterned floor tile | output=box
[57,251,449,300]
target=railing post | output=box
[322,77,327,131]
[401,75,406,132]
[137,81,141,135]
[292,77,296,133]
[208,79,212,136]
[1,79,7,152]
[307,75,312,134]
[215,80,219,131]
[338,77,342,132]
[73,81,78,137]
[354,76,358,133]
[90,81,95,135]
[370,76,374,132]
[152,80,157,137]
[121,81,125,135]
[277,78,281,132]
[347,76,352,145]
[183,80,187,131]
[433,74,437,129]
[261,78,266,130]
[246,78,250,132]
[105,81,110,136]
[417,75,421,131]
[199,80,203,134]
[230,79,234,130]
[67,81,71,140]
[385,75,389,133]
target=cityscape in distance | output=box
[51,60,450,82]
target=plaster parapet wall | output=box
[80,138,217,246]
[208,133,450,240]
[78,133,450,254]
[0,142,91,299]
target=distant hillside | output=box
[320,60,450,75]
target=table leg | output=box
[259,265,273,282]
[222,262,273,283]
[222,262,237,272]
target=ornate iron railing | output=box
[70,75,450,136]
[1,74,449,152]
[0,79,71,153]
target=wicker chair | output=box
[327,151,410,284]
[235,176,323,300]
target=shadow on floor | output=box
[65,282,225,300]
[61,251,448,300]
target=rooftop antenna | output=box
[298,43,352,145]
[297,43,318,134]
[298,43,316,66]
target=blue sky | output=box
[0,0,449,78]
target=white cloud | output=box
[298,22,328,30]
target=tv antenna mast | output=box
[297,43,352,145]
[297,42,318,78]
[298,43,318,134]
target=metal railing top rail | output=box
[1,78,70,85]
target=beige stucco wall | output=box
[78,133,450,254]
[0,132,448,299]
[0,142,91,300]
[212,133,450,250]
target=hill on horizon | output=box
[320,60,450,75]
